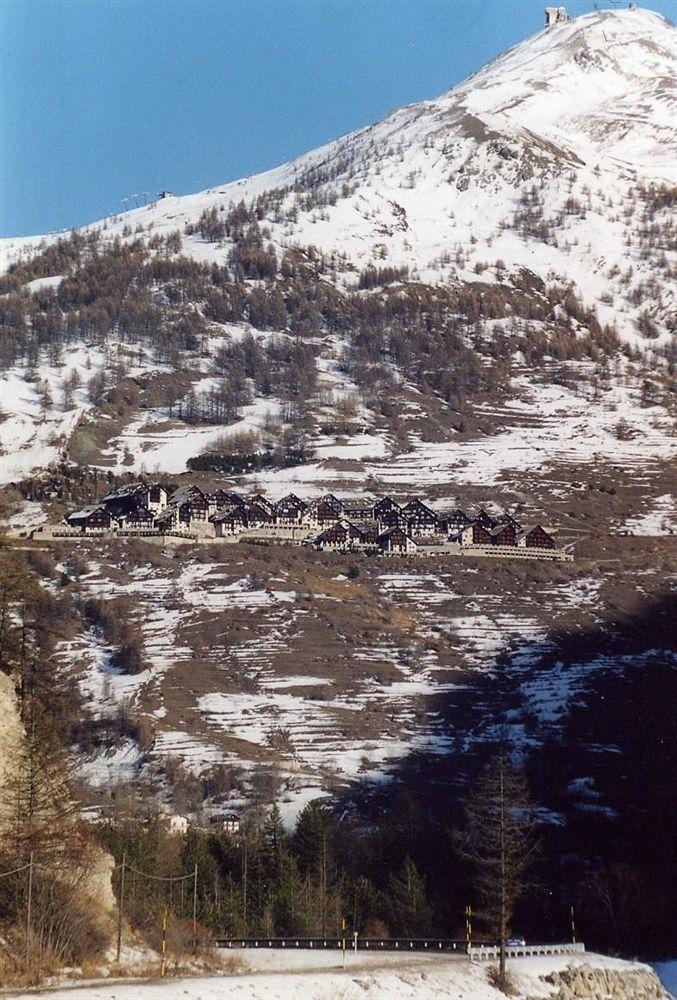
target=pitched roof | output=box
[101,483,146,502]
[403,499,436,516]
[377,527,414,542]
[277,492,307,507]
[490,522,516,537]
[342,498,374,512]
[67,504,107,521]
[171,485,206,506]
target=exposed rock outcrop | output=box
[541,962,667,999]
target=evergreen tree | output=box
[293,801,337,935]
[388,857,432,937]
[264,803,286,855]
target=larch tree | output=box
[456,752,540,987]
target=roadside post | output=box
[160,906,169,976]
[116,853,126,963]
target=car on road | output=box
[507,937,526,947]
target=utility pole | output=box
[465,904,473,954]
[192,865,198,953]
[242,837,248,936]
[571,905,577,945]
[116,853,126,963]
[321,833,327,937]
[160,906,169,976]
[25,852,34,973]
[499,758,507,983]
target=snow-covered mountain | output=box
[1,12,676,940]
[4,6,675,345]
[1,6,675,489]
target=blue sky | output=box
[1,0,675,237]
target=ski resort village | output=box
[34,482,572,561]
[0,2,675,996]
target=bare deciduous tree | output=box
[456,752,540,989]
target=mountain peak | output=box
[2,7,674,348]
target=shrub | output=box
[487,964,519,996]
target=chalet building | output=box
[250,494,276,516]
[490,522,519,547]
[155,487,209,533]
[321,493,343,513]
[143,484,168,513]
[524,525,557,549]
[172,486,210,523]
[475,508,498,529]
[211,507,248,537]
[377,527,417,555]
[66,505,112,534]
[119,505,155,531]
[179,497,209,525]
[275,493,307,526]
[342,499,376,522]
[402,499,438,536]
[208,812,240,835]
[373,496,401,522]
[207,489,244,509]
[245,502,274,527]
[315,520,365,552]
[438,509,472,534]
[304,499,342,528]
[460,522,494,546]
[498,513,523,532]
[377,508,405,530]
[356,524,379,547]
[101,484,149,520]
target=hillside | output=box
[0,4,675,961]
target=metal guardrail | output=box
[216,937,467,952]
[469,942,585,962]
[216,938,584,959]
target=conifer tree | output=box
[388,856,432,937]
[456,753,540,986]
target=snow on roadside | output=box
[3,950,666,1000]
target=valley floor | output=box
[4,952,669,1000]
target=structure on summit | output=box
[545,7,567,27]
